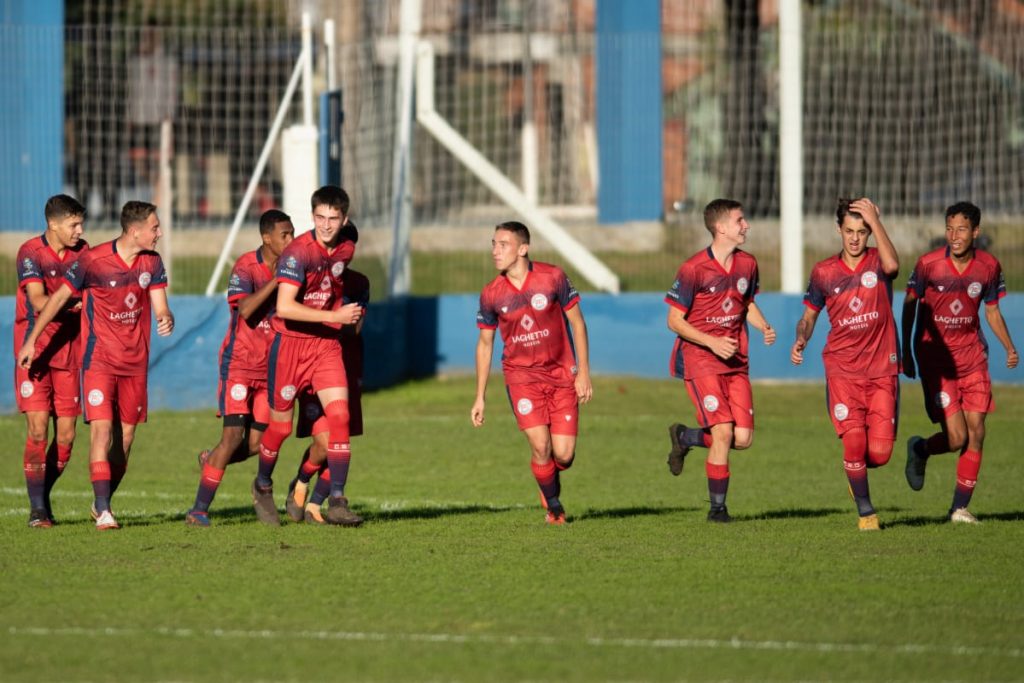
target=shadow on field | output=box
[744,506,847,521]
[886,509,1024,527]
[362,504,521,522]
[573,505,697,520]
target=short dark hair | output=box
[120,201,157,231]
[259,209,291,235]
[835,198,864,225]
[311,185,350,214]
[44,194,86,223]
[496,220,530,244]
[945,201,981,228]
[703,198,742,234]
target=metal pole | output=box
[779,0,804,293]
[325,18,337,91]
[302,11,314,128]
[521,0,538,204]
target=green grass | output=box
[2,377,1024,682]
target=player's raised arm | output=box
[17,283,74,368]
[471,328,495,426]
[791,306,820,365]
[851,198,899,277]
[746,300,776,346]
[667,306,738,360]
[564,304,593,403]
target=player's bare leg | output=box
[906,411,968,491]
[43,415,78,522]
[23,411,52,527]
[706,422,734,523]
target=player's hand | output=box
[575,373,593,405]
[16,343,35,369]
[902,354,917,379]
[333,302,362,326]
[70,301,83,313]
[762,323,776,346]
[708,336,739,360]
[156,313,175,337]
[790,339,805,365]
[1007,348,1019,369]
[470,398,485,427]
[850,197,880,226]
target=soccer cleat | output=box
[90,505,100,521]
[304,505,327,525]
[545,504,567,525]
[950,508,979,524]
[707,506,732,523]
[858,514,881,531]
[94,510,120,530]
[285,478,307,522]
[28,508,54,528]
[251,479,281,526]
[325,496,363,527]
[905,436,927,491]
[197,449,211,471]
[185,510,211,527]
[667,423,690,476]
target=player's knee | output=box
[732,430,753,450]
[262,419,293,450]
[323,400,350,440]
[220,425,246,452]
[26,425,48,443]
[867,439,894,467]
[553,451,575,470]
[56,426,77,446]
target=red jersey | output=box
[476,261,580,387]
[665,247,759,379]
[804,248,900,379]
[272,231,356,338]
[219,249,276,381]
[66,240,168,376]
[15,234,89,369]
[907,246,1005,376]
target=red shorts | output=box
[81,370,147,424]
[15,364,81,417]
[920,368,993,423]
[506,382,578,435]
[825,374,898,438]
[267,334,347,412]
[684,373,754,429]
[217,376,270,424]
[295,380,364,439]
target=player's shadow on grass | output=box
[362,504,521,522]
[886,509,1024,527]
[573,505,697,520]
[744,506,848,521]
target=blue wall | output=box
[0,1,63,231]
[2,293,1021,414]
[595,0,663,223]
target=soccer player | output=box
[18,201,174,530]
[790,198,899,531]
[471,221,592,525]
[664,198,776,523]
[14,194,89,527]
[184,209,295,526]
[250,185,363,527]
[286,267,370,525]
[901,201,1018,524]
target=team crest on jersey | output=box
[230,383,247,401]
[516,398,533,415]
[703,395,720,412]
[320,275,332,290]
[833,403,849,421]
[229,273,241,286]
[19,381,34,398]
[286,256,298,269]
[861,271,878,288]
[530,293,548,311]
[138,272,152,288]
[967,282,982,298]
[88,389,104,406]
[22,258,36,274]
[124,293,138,309]
[520,314,535,331]
[331,261,346,278]
[848,296,863,314]
[935,391,951,408]
[736,277,749,294]
[280,385,297,401]
[949,299,963,315]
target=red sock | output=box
[23,438,47,509]
[531,460,559,505]
[951,449,982,510]
[866,438,893,468]
[705,461,730,509]
[90,461,112,512]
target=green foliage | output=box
[2,378,1023,681]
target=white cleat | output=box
[950,508,979,524]
[95,510,120,530]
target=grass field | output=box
[2,377,1023,682]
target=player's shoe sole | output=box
[858,513,881,531]
[28,508,54,528]
[185,510,211,527]
[325,496,363,527]
[950,507,979,524]
[905,436,927,491]
[667,424,690,476]
[285,478,307,523]
[94,510,120,530]
[251,479,281,526]
[707,506,732,523]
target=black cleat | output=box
[251,479,281,526]
[325,496,363,527]
[28,508,54,528]
[707,506,732,523]
[667,423,690,476]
